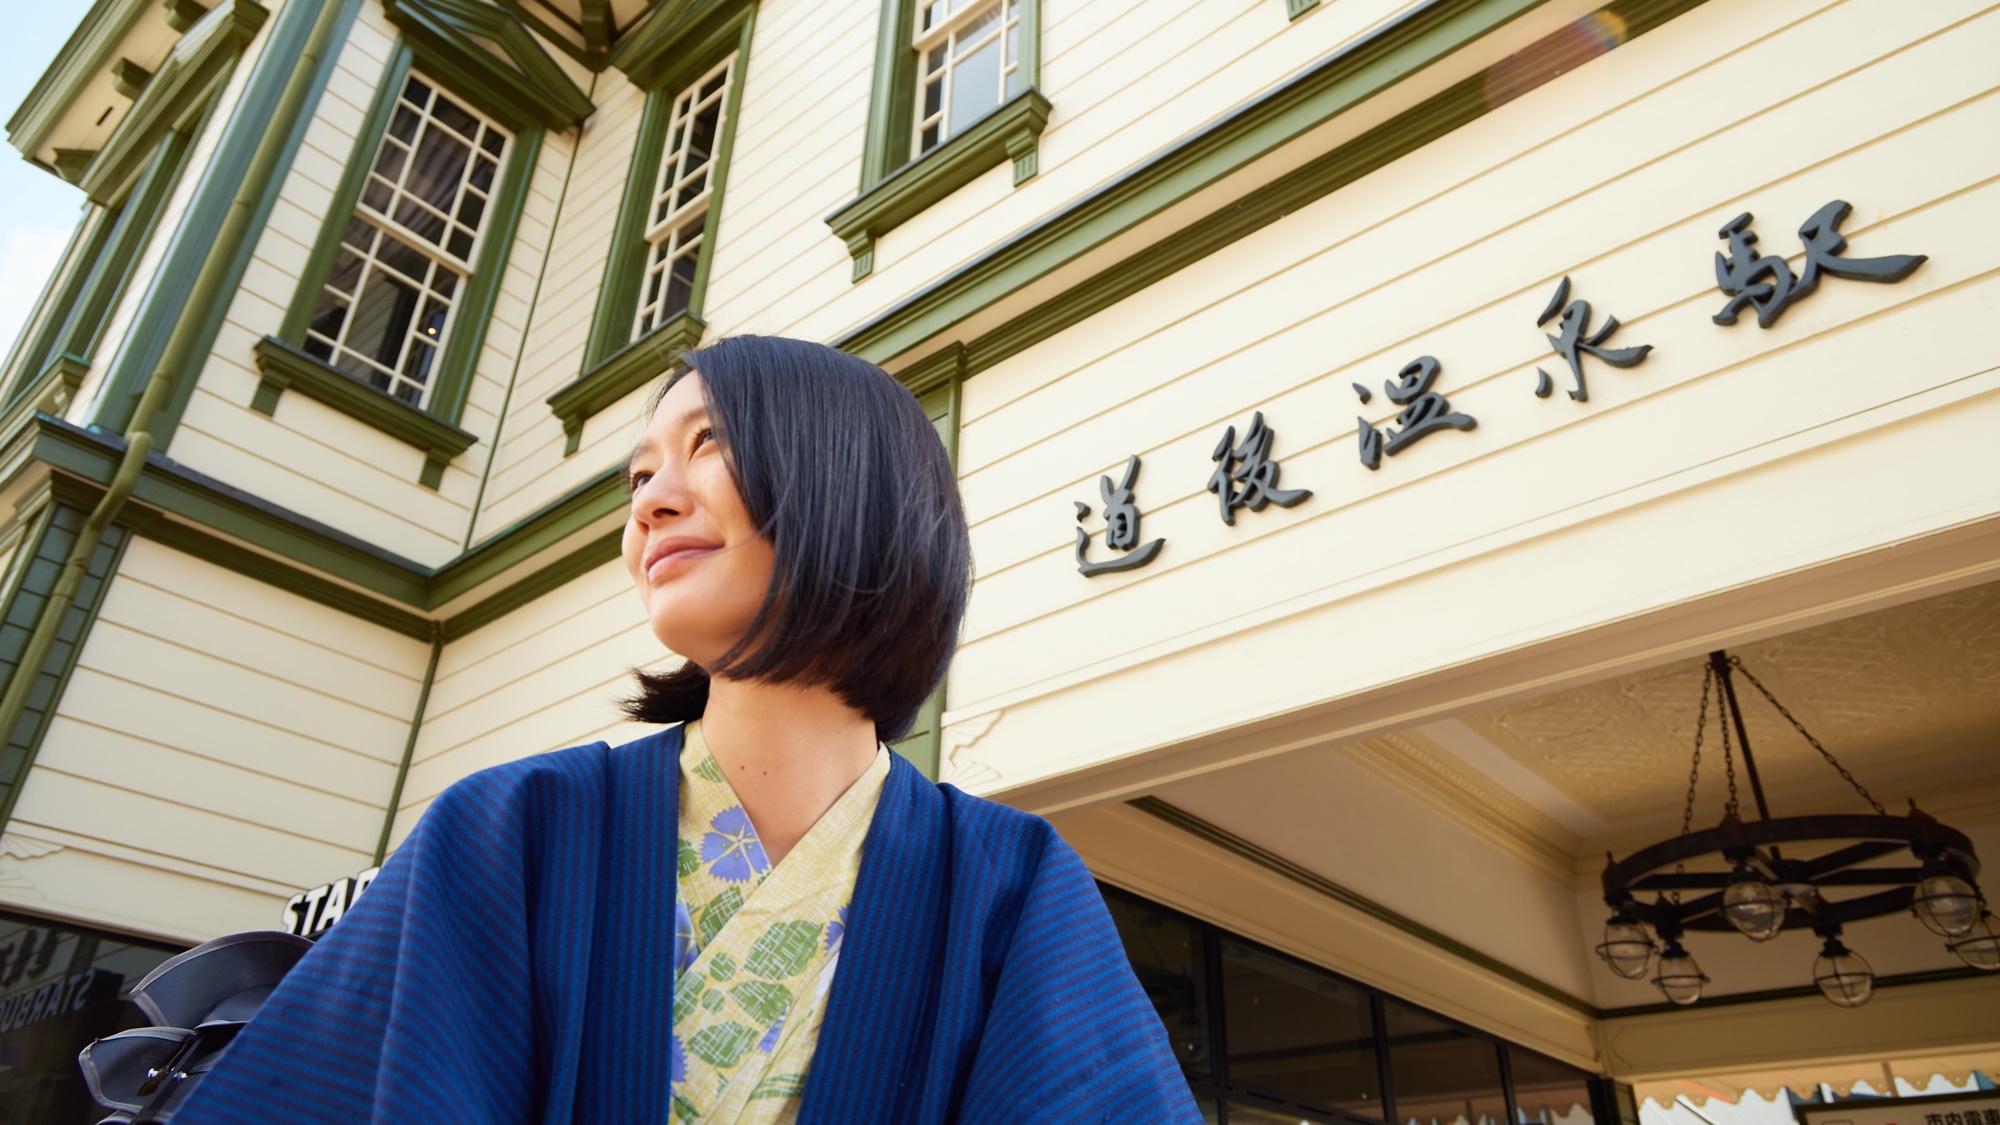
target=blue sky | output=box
[0,2,99,366]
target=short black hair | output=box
[622,334,970,742]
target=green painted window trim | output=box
[549,312,703,456]
[1287,0,1321,18]
[836,0,1042,282]
[827,89,1050,283]
[266,36,546,486]
[251,337,478,489]
[382,0,594,131]
[77,0,267,208]
[556,0,756,454]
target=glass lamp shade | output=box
[1911,874,1982,937]
[1651,942,1707,1006]
[1721,869,1784,942]
[1946,912,2000,972]
[1813,937,1874,1008]
[1595,918,1656,980]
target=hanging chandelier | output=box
[1594,651,1994,1007]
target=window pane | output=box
[455,192,486,229]
[325,247,366,295]
[402,75,431,107]
[470,155,497,192]
[447,228,475,261]
[1384,1000,1506,1125]
[430,93,480,139]
[1103,889,1212,1077]
[1221,939,1380,1115]
[948,36,1000,137]
[344,268,422,371]
[1510,1051,1596,1125]
[404,128,471,214]
[374,231,431,283]
[374,141,407,182]
[389,104,421,143]
[395,199,448,246]
[307,292,349,341]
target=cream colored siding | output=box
[65,8,273,423]
[940,0,2000,796]
[0,538,429,942]
[390,558,660,848]
[470,72,648,539]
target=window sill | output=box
[252,336,477,489]
[825,89,1051,282]
[546,312,705,456]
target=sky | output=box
[0,1,99,367]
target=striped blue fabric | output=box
[172,725,1199,1123]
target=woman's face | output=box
[622,372,776,668]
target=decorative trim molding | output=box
[80,0,267,207]
[548,313,703,456]
[251,337,478,489]
[1341,731,1581,882]
[608,0,751,90]
[826,90,1051,282]
[6,0,156,165]
[165,0,213,33]
[383,0,593,130]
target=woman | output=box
[171,337,1200,1123]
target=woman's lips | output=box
[645,539,720,581]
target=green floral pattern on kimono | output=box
[670,721,888,1124]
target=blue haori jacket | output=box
[172,726,1203,1124]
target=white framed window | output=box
[304,74,509,406]
[913,0,1020,156]
[635,55,734,337]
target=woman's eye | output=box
[628,470,652,491]
[691,426,713,453]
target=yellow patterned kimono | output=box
[670,721,889,1124]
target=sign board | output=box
[1797,1090,2000,1125]
[280,865,382,937]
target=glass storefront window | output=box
[1511,1049,1598,1125]
[0,909,180,1124]
[1105,888,1214,1076]
[1383,998,1508,1125]
[1221,937,1382,1117]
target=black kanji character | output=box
[1357,357,1476,470]
[1533,275,1652,402]
[1075,454,1165,577]
[1207,412,1311,526]
[1714,200,1925,328]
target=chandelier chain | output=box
[1728,657,1888,815]
[1681,665,1713,838]
[1720,692,1741,818]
